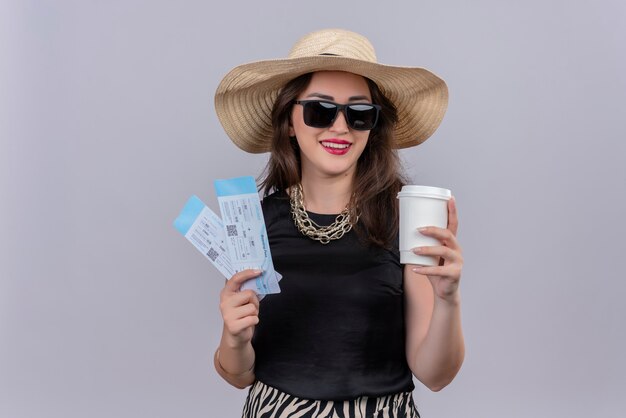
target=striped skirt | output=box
[242,380,420,418]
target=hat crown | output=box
[288,29,377,63]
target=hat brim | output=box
[215,56,448,154]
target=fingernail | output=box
[418,227,428,233]
[254,269,263,274]
[412,267,425,273]
[413,247,423,254]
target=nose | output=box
[329,108,349,133]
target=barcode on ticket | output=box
[206,247,219,262]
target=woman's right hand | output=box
[219,269,261,348]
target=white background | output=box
[1,0,625,417]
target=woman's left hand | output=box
[411,196,463,303]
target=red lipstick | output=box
[319,138,352,155]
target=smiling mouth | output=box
[320,140,352,150]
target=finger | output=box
[249,292,260,311]
[227,316,260,335]
[418,227,461,250]
[222,302,259,326]
[226,303,259,321]
[413,245,461,263]
[411,265,461,281]
[447,196,459,236]
[222,289,258,309]
[225,269,263,292]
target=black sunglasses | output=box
[294,100,381,131]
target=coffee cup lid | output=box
[397,185,452,200]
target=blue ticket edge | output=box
[214,175,257,197]
[173,195,205,235]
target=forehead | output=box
[301,71,371,99]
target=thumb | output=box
[225,269,263,293]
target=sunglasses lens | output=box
[300,101,379,130]
[303,101,338,128]
[346,104,378,130]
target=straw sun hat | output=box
[214,28,448,154]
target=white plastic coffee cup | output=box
[397,185,452,266]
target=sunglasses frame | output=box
[294,100,381,131]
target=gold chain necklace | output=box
[289,183,357,244]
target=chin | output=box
[321,165,357,178]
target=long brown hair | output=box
[259,72,407,248]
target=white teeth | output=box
[321,141,350,149]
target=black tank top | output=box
[252,190,414,400]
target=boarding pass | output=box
[174,184,281,295]
[214,176,281,295]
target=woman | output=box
[212,29,464,418]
